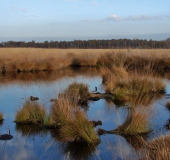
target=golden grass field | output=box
[0,48,170,72]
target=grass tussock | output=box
[64,82,89,105]
[51,83,99,143]
[59,111,100,143]
[15,100,46,124]
[51,97,77,127]
[101,66,128,93]
[0,112,3,120]
[141,134,170,160]
[107,74,165,104]
[114,107,152,135]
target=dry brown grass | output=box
[0,48,170,72]
[140,134,170,160]
[113,106,153,135]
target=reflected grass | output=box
[15,124,48,136]
[0,112,3,121]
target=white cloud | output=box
[103,14,122,22]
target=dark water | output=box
[0,68,170,160]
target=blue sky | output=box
[0,0,170,41]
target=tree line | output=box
[0,38,170,49]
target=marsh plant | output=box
[101,66,128,93]
[51,97,76,127]
[63,82,89,105]
[43,114,56,128]
[15,100,46,124]
[59,111,100,144]
[109,75,165,104]
[51,83,99,143]
[113,107,153,135]
[140,134,170,160]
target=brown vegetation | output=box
[0,48,170,73]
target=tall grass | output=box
[141,134,170,160]
[59,111,100,143]
[51,83,99,143]
[1,48,170,72]
[15,100,46,124]
[51,97,77,127]
[63,82,89,105]
[113,107,153,135]
[106,73,165,104]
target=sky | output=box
[0,0,170,41]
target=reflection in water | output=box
[15,124,48,137]
[0,120,3,126]
[60,141,99,160]
[123,134,147,150]
[0,68,102,85]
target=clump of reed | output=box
[63,82,90,105]
[15,100,46,125]
[51,97,76,127]
[51,83,100,143]
[110,75,165,104]
[113,107,152,135]
[140,134,170,160]
[0,112,3,121]
[101,65,128,93]
[43,114,56,128]
[59,111,100,143]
